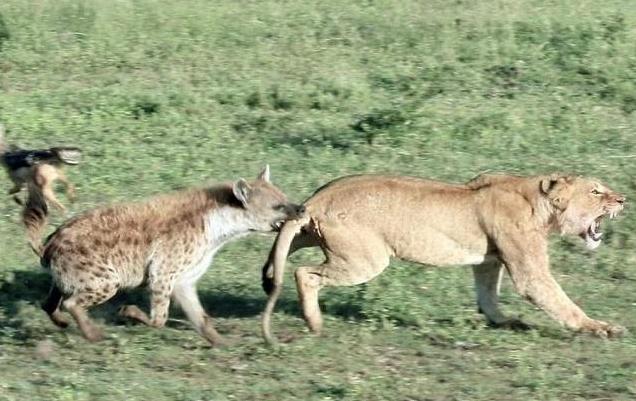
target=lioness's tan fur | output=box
[262,173,626,343]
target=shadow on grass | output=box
[0,270,364,339]
[0,268,52,315]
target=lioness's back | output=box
[307,174,467,203]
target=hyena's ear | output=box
[257,164,270,182]
[233,179,252,207]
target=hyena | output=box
[27,166,304,345]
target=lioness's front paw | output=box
[490,318,532,331]
[580,320,626,338]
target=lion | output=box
[260,173,626,344]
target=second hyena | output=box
[27,166,304,344]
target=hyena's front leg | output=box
[499,236,625,338]
[172,281,223,345]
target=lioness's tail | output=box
[22,182,49,256]
[261,216,309,345]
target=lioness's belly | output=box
[393,229,493,266]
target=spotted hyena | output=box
[26,166,304,345]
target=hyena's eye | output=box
[273,204,287,211]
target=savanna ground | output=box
[0,1,635,400]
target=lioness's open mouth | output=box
[581,210,620,250]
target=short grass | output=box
[1,1,636,400]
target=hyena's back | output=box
[42,188,214,292]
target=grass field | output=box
[1,0,635,400]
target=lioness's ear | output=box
[233,179,252,206]
[540,177,558,195]
[257,164,270,183]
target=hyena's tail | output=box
[22,182,49,256]
[261,215,310,345]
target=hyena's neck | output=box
[203,206,251,246]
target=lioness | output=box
[261,173,626,343]
[27,166,304,344]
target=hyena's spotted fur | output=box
[32,166,303,344]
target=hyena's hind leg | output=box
[63,286,118,342]
[42,283,70,328]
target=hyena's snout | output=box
[286,203,305,219]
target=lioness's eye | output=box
[591,189,602,195]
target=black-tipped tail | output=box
[261,255,275,295]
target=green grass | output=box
[1,0,636,400]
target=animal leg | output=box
[8,184,21,195]
[63,287,118,342]
[57,170,76,202]
[41,283,70,328]
[499,235,624,338]
[473,262,529,330]
[120,280,174,328]
[34,165,65,211]
[172,281,222,345]
[295,265,326,333]
[295,227,391,333]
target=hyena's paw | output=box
[81,326,104,342]
[580,319,626,339]
[50,311,70,329]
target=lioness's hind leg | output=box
[295,230,391,333]
[295,266,325,333]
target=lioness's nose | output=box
[615,195,625,204]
